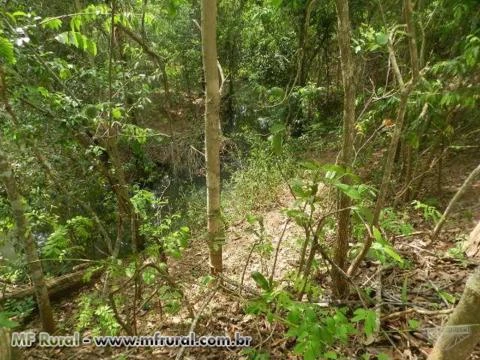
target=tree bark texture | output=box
[332,0,356,298]
[201,0,223,275]
[428,267,480,360]
[0,147,56,333]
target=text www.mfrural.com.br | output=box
[11,331,253,348]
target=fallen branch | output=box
[381,307,453,321]
[0,266,103,303]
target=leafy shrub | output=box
[77,294,120,336]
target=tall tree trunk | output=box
[332,0,356,298]
[0,146,56,333]
[401,0,419,201]
[404,0,419,81]
[297,0,317,87]
[201,0,223,275]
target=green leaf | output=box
[375,32,388,46]
[269,123,285,155]
[251,271,270,291]
[0,37,16,65]
[0,312,19,328]
[269,132,283,155]
[54,31,97,57]
[361,309,378,337]
[285,209,309,227]
[270,0,283,8]
[200,275,215,285]
[438,290,456,304]
[335,183,361,200]
[41,17,63,30]
[11,11,28,17]
[321,164,345,179]
[70,16,83,31]
[112,107,122,119]
[324,351,338,359]
[351,308,367,322]
[382,246,404,264]
[408,319,420,330]
[372,226,383,243]
[352,308,377,337]
[86,39,97,56]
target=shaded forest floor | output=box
[23,148,480,359]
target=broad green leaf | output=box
[251,271,270,291]
[439,290,456,304]
[321,164,348,181]
[382,245,404,264]
[335,183,361,200]
[351,308,367,322]
[352,308,378,337]
[70,16,83,31]
[372,226,383,243]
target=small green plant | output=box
[446,234,468,264]
[407,319,421,331]
[379,207,414,236]
[42,216,92,263]
[3,297,35,323]
[369,227,405,267]
[77,294,120,336]
[245,284,384,360]
[412,200,441,225]
[447,242,467,263]
[131,188,190,258]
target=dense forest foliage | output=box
[0,0,479,359]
